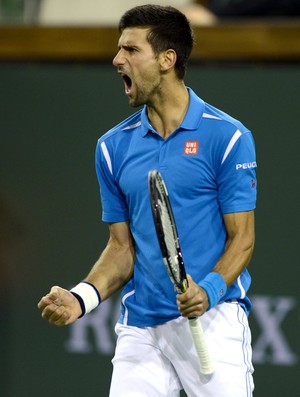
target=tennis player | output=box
[38,4,257,396]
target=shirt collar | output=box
[140,87,205,137]
[140,106,153,137]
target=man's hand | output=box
[177,275,209,317]
[38,286,82,326]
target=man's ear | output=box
[159,49,177,72]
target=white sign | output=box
[65,294,299,366]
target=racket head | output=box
[149,170,215,375]
[148,170,188,293]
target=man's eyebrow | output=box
[118,43,140,51]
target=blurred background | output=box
[0,1,300,396]
[0,0,300,24]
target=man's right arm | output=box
[37,221,135,326]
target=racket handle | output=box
[188,317,215,375]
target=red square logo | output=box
[184,140,199,155]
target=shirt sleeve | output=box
[217,130,257,214]
[95,139,129,223]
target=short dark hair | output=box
[119,4,194,79]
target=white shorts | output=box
[109,302,254,397]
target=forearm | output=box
[178,211,255,317]
[84,221,135,301]
[177,235,254,318]
[83,237,135,301]
[210,211,255,287]
[38,222,135,326]
[212,227,254,287]
[195,211,255,312]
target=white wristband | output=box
[70,282,101,316]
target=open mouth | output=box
[122,74,132,94]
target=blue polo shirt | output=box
[95,88,257,326]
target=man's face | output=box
[113,27,163,107]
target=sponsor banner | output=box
[65,294,299,366]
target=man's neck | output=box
[147,82,189,139]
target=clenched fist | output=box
[38,286,82,326]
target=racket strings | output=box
[157,193,181,285]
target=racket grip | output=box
[188,317,215,375]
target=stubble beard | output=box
[128,79,161,109]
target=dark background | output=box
[0,60,299,396]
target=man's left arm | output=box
[214,210,255,286]
[177,210,255,317]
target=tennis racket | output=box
[148,169,214,376]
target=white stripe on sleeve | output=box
[122,289,135,325]
[100,141,113,175]
[203,112,221,120]
[237,275,246,299]
[221,129,242,165]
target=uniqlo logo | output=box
[184,140,199,155]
